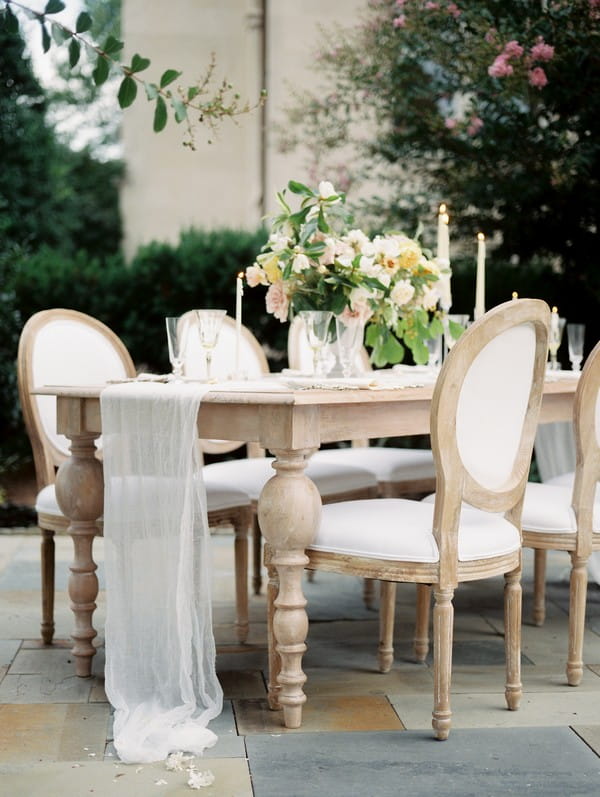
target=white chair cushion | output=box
[312,499,521,563]
[311,447,435,483]
[35,484,64,517]
[204,479,252,512]
[522,480,600,534]
[203,457,377,502]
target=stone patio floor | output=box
[1,528,599,796]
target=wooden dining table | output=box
[37,375,578,729]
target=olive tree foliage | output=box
[281,0,600,276]
[1,0,265,149]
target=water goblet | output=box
[165,316,190,381]
[548,315,566,371]
[425,333,443,370]
[299,310,333,376]
[567,323,585,372]
[195,309,226,381]
[334,314,365,378]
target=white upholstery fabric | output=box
[312,499,520,563]
[521,482,578,533]
[311,447,435,483]
[32,319,130,457]
[203,457,377,502]
[534,422,576,482]
[456,324,535,490]
[35,484,63,517]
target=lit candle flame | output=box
[477,232,485,242]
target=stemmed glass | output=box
[165,316,190,381]
[567,323,585,372]
[334,315,365,378]
[299,310,333,376]
[548,314,566,371]
[425,333,443,371]
[195,309,226,381]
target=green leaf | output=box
[379,333,405,366]
[288,180,314,196]
[68,39,80,68]
[160,69,181,88]
[187,86,200,101]
[288,207,310,229]
[92,56,110,86]
[130,53,151,74]
[447,319,465,341]
[144,82,159,101]
[330,293,348,315]
[4,7,20,33]
[40,23,51,53]
[317,206,329,234]
[412,339,429,365]
[51,25,67,44]
[171,96,187,123]
[103,35,124,56]
[429,317,444,337]
[365,322,381,347]
[75,11,92,33]
[153,96,168,132]
[118,76,138,108]
[45,0,65,14]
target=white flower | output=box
[358,255,376,275]
[334,240,355,260]
[318,180,336,199]
[377,270,391,288]
[390,279,415,306]
[292,252,310,273]
[346,228,370,249]
[359,240,376,257]
[419,285,441,311]
[269,233,290,253]
[187,770,216,789]
[165,751,194,771]
[349,286,376,320]
[374,235,401,258]
[320,237,337,265]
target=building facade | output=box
[121,0,365,257]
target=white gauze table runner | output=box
[100,381,222,763]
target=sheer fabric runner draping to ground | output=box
[100,381,222,764]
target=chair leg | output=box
[40,527,55,645]
[232,513,250,644]
[566,552,588,687]
[504,566,522,710]
[363,578,376,609]
[432,586,454,740]
[378,581,396,673]
[414,584,431,662]
[264,544,281,710]
[252,515,262,595]
[532,548,547,626]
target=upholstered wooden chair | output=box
[17,309,254,645]
[520,339,600,685]
[270,299,549,738]
[181,312,379,595]
[287,315,437,498]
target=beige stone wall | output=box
[121,0,366,257]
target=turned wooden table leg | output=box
[54,433,104,678]
[257,448,321,729]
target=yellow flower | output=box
[397,242,421,272]
[260,252,283,283]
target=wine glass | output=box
[195,309,226,381]
[165,316,190,381]
[334,315,365,378]
[548,314,566,371]
[299,310,333,376]
[444,314,469,353]
[567,323,585,372]
[425,333,443,371]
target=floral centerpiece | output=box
[245,180,448,366]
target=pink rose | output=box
[528,67,548,89]
[503,40,524,59]
[245,265,266,287]
[425,2,440,8]
[444,117,457,130]
[530,38,555,62]
[393,15,406,28]
[265,281,289,323]
[484,28,497,44]
[467,116,483,136]
[447,3,461,18]
[488,55,513,78]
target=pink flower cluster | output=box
[488,35,554,89]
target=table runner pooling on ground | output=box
[100,381,222,764]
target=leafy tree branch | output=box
[1,0,265,148]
